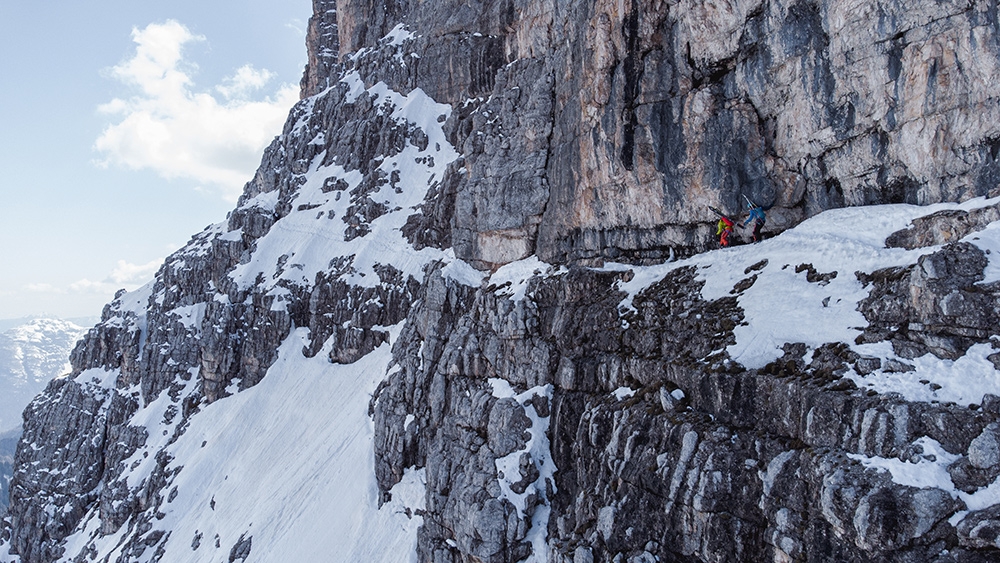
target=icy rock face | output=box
[6,0,1000,562]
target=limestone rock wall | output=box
[374,240,1000,562]
[300,0,341,98]
[344,0,1000,266]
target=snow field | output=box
[58,329,424,563]
[612,197,1000,406]
[155,328,424,563]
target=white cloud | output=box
[216,65,275,100]
[108,259,161,285]
[94,20,300,201]
[25,259,163,297]
[72,259,162,294]
[68,279,115,294]
[286,19,307,36]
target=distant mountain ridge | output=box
[0,318,95,334]
[0,318,88,431]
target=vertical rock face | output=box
[5,1,1000,563]
[362,0,1000,266]
[374,240,1000,562]
[300,0,340,98]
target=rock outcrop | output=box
[3,0,1000,562]
[374,239,1000,562]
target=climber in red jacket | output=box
[717,215,734,247]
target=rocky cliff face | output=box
[332,0,1000,267]
[3,0,1000,561]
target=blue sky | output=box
[0,0,311,320]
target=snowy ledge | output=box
[608,198,1000,405]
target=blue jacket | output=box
[744,207,765,226]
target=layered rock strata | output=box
[344,0,1000,267]
[374,239,1000,562]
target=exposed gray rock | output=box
[958,505,1000,550]
[858,242,1000,360]
[0,427,17,515]
[887,202,1000,250]
[573,545,594,563]
[375,242,1000,562]
[948,456,1000,494]
[7,377,110,562]
[228,533,252,563]
[300,0,340,98]
[970,423,1000,470]
[451,61,555,268]
[984,394,1000,416]
[437,0,1000,266]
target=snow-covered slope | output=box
[56,331,426,562]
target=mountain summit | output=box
[3,0,1000,561]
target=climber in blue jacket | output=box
[744,201,766,243]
